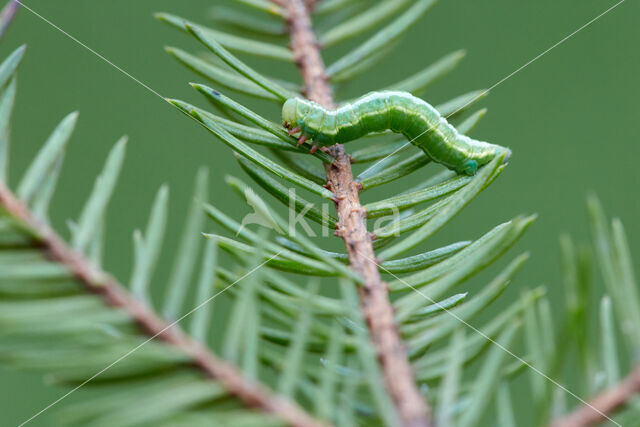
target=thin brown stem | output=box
[0,182,324,427]
[552,365,640,427]
[284,1,431,426]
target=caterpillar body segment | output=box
[281,91,510,175]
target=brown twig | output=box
[303,0,321,12]
[0,0,19,39]
[552,365,640,427]
[0,182,325,427]
[285,1,431,426]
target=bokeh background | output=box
[1,0,638,425]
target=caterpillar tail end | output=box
[500,147,512,165]
[464,146,512,176]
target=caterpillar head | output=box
[282,98,303,130]
[282,97,312,129]
[282,98,298,129]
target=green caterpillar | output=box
[282,91,510,175]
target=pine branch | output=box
[0,181,324,427]
[551,365,640,427]
[284,1,431,426]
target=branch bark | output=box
[285,2,431,426]
[552,365,640,427]
[0,182,324,427]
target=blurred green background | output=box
[1,0,638,425]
